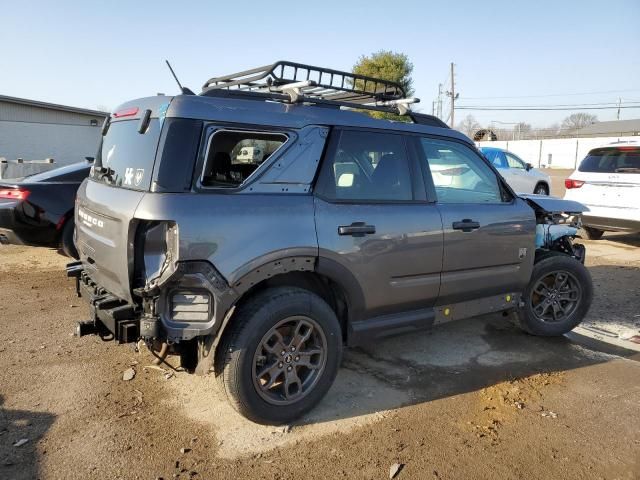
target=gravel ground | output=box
[1,242,639,480]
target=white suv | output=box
[564,142,640,239]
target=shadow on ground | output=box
[302,261,639,426]
[175,311,637,458]
[303,313,635,425]
[0,395,55,480]
[600,232,640,248]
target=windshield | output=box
[92,119,161,190]
[578,147,640,173]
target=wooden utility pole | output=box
[617,97,622,120]
[446,62,458,127]
[449,63,455,127]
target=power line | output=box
[462,89,640,100]
[459,101,640,108]
[456,105,640,111]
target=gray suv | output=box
[67,62,592,424]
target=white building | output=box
[0,95,108,165]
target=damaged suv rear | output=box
[68,62,592,424]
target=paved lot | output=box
[541,168,573,198]
[1,239,639,479]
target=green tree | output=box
[352,50,414,121]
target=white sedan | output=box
[479,146,551,195]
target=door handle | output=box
[452,219,480,232]
[338,222,376,236]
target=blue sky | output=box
[1,0,638,127]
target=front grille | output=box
[170,293,211,322]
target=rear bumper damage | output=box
[67,262,139,342]
[66,259,237,345]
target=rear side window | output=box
[578,147,640,173]
[201,130,288,188]
[316,130,413,201]
[420,138,505,204]
[93,119,161,190]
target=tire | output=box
[534,183,549,195]
[516,254,592,336]
[215,287,342,425]
[60,219,79,259]
[582,226,604,240]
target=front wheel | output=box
[215,287,342,424]
[534,183,549,195]
[516,254,593,336]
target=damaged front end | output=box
[520,194,589,263]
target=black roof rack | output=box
[199,61,448,128]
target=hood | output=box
[519,194,588,214]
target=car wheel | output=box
[582,226,604,240]
[516,253,592,336]
[215,287,342,425]
[60,219,79,259]
[534,183,549,195]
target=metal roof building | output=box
[575,119,640,137]
[0,95,108,166]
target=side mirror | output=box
[525,163,533,171]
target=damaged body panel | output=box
[520,194,589,262]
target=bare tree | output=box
[561,113,598,132]
[456,115,481,138]
[513,122,532,139]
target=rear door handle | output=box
[452,219,480,232]
[338,222,376,236]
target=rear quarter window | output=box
[578,147,640,173]
[201,130,288,188]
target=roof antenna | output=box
[165,60,195,95]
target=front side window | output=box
[420,138,505,204]
[506,152,525,169]
[317,130,413,201]
[201,130,288,188]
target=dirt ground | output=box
[1,236,639,480]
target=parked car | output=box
[479,146,551,195]
[0,160,91,258]
[564,142,640,239]
[67,61,592,425]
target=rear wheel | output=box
[516,254,592,336]
[215,287,342,425]
[534,183,549,195]
[60,219,79,259]
[582,226,604,240]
